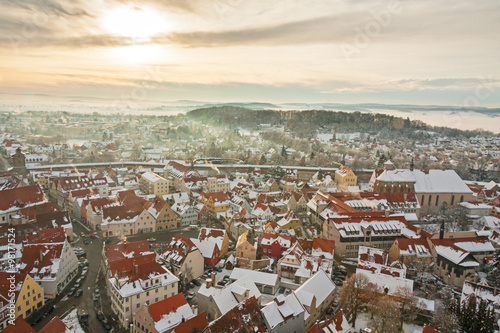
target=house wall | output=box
[181,251,204,283]
[236,241,257,260]
[15,275,44,320]
[132,305,159,333]
[109,279,178,329]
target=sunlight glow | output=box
[103,6,169,39]
[108,45,167,64]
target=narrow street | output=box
[32,219,200,332]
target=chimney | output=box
[133,260,138,275]
[39,249,44,261]
[211,272,216,284]
[410,157,414,171]
[206,278,212,289]
[439,219,445,240]
[384,209,390,218]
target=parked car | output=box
[217,281,227,286]
[147,238,156,242]
[83,238,89,244]
[102,320,112,330]
[94,289,100,297]
[191,279,201,287]
[68,287,76,296]
[96,312,105,321]
[74,283,80,288]
[46,306,55,314]
[75,289,83,297]
[186,294,195,301]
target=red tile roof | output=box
[312,238,335,255]
[0,272,26,300]
[38,317,67,333]
[199,228,225,241]
[148,293,188,323]
[27,227,67,244]
[57,176,107,192]
[0,317,36,333]
[110,258,166,283]
[18,202,60,222]
[422,324,442,333]
[174,311,209,333]
[105,241,152,264]
[19,243,64,278]
[0,185,45,212]
[204,297,267,333]
[34,211,70,229]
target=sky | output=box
[1,0,500,107]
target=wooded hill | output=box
[188,106,494,140]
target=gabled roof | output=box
[0,317,36,333]
[148,196,167,219]
[35,211,71,230]
[110,258,168,283]
[105,240,152,264]
[312,238,335,259]
[203,296,267,333]
[38,317,68,333]
[17,201,59,221]
[19,243,65,279]
[148,293,195,332]
[422,324,442,333]
[0,185,45,212]
[173,311,209,333]
[58,176,107,191]
[295,270,336,320]
[27,227,67,244]
[0,272,27,301]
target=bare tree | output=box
[369,295,401,333]
[338,273,377,327]
[394,286,422,330]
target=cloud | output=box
[323,78,500,94]
[3,0,91,17]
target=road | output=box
[32,221,107,332]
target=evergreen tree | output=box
[281,145,288,160]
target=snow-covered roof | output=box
[230,268,279,288]
[261,294,304,329]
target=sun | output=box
[103,6,169,39]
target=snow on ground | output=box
[353,312,424,333]
[62,309,85,333]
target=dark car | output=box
[191,279,201,287]
[47,305,55,314]
[96,312,105,321]
[75,289,83,297]
[83,238,89,244]
[94,299,100,308]
[102,320,112,330]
